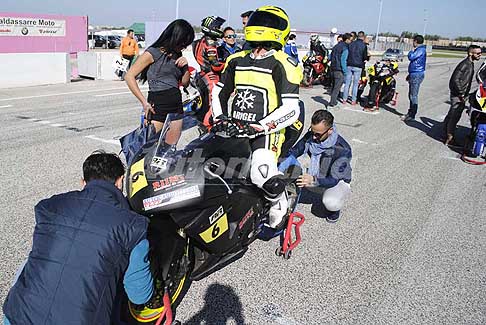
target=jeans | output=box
[444,96,466,136]
[343,66,362,102]
[407,72,425,118]
[299,180,351,218]
[330,71,345,106]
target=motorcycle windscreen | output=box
[127,114,206,214]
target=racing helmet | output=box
[181,83,202,115]
[244,6,290,49]
[201,16,226,39]
[310,34,319,43]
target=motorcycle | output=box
[300,53,332,88]
[364,61,399,111]
[123,113,306,324]
[356,68,368,102]
[463,79,486,165]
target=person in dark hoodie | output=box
[3,152,149,325]
[279,110,352,222]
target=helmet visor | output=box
[246,11,288,31]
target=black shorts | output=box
[147,88,183,122]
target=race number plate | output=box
[199,213,229,243]
[112,56,130,72]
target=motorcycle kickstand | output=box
[155,286,176,325]
[276,212,305,260]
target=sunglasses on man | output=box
[310,126,332,142]
[224,34,237,39]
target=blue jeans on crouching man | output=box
[407,72,425,119]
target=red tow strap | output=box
[155,288,173,325]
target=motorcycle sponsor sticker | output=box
[143,185,200,211]
[199,212,228,244]
[209,206,224,225]
[130,158,148,198]
[152,175,185,192]
[238,207,254,229]
[150,156,168,170]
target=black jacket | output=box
[347,39,368,69]
[449,57,475,97]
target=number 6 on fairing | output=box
[199,214,228,243]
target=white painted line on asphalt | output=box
[352,138,380,146]
[352,138,369,145]
[36,120,51,124]
[0,86,148,102]
[95,91,132,97]
[85,135,120,146]
[443,156,462,162]
[0,104,12,108]
[50,123,65,127]
[341,107,380,115]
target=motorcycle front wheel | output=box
[301,67,313,87]
[126,241,194,324]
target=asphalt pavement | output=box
[0,57,485,324]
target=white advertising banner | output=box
[0,16,66,37]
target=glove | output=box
[211,116,241,137]
[235,121,264,137]
[210,115,229,133]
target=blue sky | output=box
[2,0,485,39]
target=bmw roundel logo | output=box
[21,27,29,35]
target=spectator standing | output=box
[217,26,242,63]
[329,33,352,108]
[2,152,149,325]
[401,34,427,121]
[444,45,482,145]
[119,29,140,79]
[342,31,369,105]
[284,32,299,62]
[125,19,194,133]
[350,31,357,42]
[240,10,254,51]
[279,110,352,222]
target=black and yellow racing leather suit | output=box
[212,49,303,158]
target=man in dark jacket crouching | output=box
[3,151,149,325]
[279,110,352,222]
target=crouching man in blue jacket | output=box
[280,110,352,222]
[3,151,151,325]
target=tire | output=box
[301,67,313,87]
[126,241,194,324]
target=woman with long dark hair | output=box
[125,19,195,133]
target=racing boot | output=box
[267,192,288,229]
